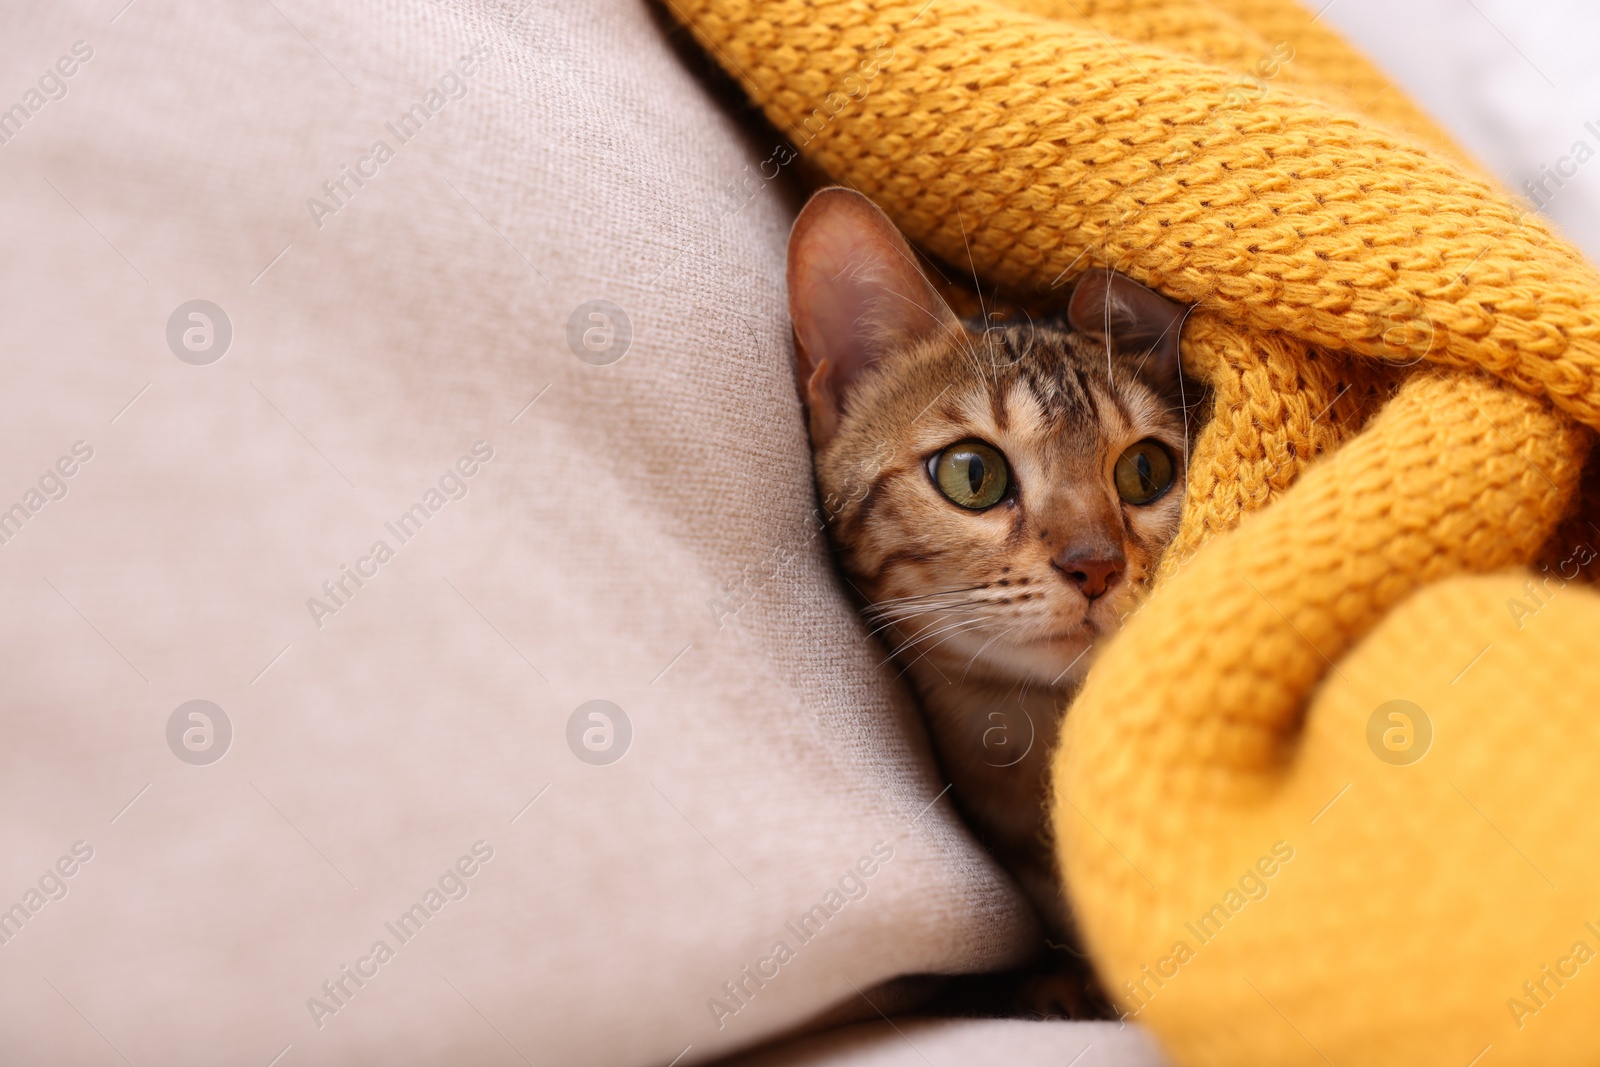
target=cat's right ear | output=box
[786,188,960,447]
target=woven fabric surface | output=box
[666,0,1600,1062]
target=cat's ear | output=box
[787,187,960,446]
[1068,269,1189,395]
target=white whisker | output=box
[867,584,990,609]
[865,608,960,640]
[895,619,990,676]
[884,614,976,655]
[959,630,1005,682]
[878,609,966,645]
[880,615,984,666]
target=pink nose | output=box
[1052,552,1124,600]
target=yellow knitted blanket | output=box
[666,1,1600,1062]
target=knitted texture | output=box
[1060,371,1592,1065]
[666,0,1600,1062]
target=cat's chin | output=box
[1015,605,1135,686]
[961,629,1101,690]
[1031,621,1097,645]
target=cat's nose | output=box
[1052,550,1124,600]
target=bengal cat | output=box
[788,187,1197,1015]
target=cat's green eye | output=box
[1114,440,1176,505]
[931,441,1010,510]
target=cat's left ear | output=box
[787,188,961,447]
[1068,269,1190,395]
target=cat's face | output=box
[817,325,1190,687]
[788,189,1195,690]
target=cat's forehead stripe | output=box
[989,372,1010,432]
[1087,379,1132,439]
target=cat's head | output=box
[788,188,1196,689]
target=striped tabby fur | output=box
[789,188,1196,943]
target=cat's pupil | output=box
[1136,452,1153,492]
[967,455,985,493]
